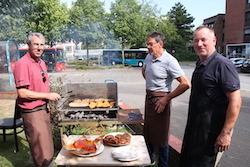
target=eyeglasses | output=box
[40,70,46,82]
[32,43,45,49]
[146,42,158,47]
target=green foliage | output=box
[172,49,198,61]
[68,0,106,49]
[108,0,143,46]
[167,2,195,60]
[168,2,195,43]
[0,0,196,61]
[108,0,163,48]
[27,0,70,45]
[62,125,130,136]
[0,0,30,42]
[0,0,70,45]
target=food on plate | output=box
[73,139,96,153]
[62,135,103,155]
[103,133,131,145]
[103,135,116,144]
[115,133,131,145]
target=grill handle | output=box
[104,79,116,83]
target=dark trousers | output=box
[147,142,169,167]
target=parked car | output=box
[240,59,250,73]
[234,58,247,72]
[229,58,246,64]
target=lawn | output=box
[0,99,59,167]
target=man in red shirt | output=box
[14,32,61,167]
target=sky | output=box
[60,0,226,28]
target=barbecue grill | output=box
[57,82,119,122]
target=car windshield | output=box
[236,59,246,64]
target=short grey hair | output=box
[147,31,165,43]
[27,32,45,44]
[194,25,215,36]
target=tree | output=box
[107,0,179,49]
[67,0,107,65]
[108,0,145,48]
[0,0,31,42]
[133,0,160,48]
[155,15,180,51]
[68,0,106,49]
[167,2,195,60]
[26,0,70,45]
[168,2,194,43]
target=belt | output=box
[147,95,165,99]
[21,104,47,113]
[146,91,170,99]
[146,92,170,105]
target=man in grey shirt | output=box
[142,31,190,167]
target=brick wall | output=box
[169,134,182,167]
[0,92,17,99]
[225,0,246,44]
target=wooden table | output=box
[55,135,151,167]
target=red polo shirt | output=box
[14,52,50,109]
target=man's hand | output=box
[47,92,61,101]
[214,132,231,152]
[155,96,170,113]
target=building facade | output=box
[203,14,225,53]
[203,0,250,58]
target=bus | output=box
[103,49,148,67]
[19,47,66,72]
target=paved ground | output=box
[0,62,249,167]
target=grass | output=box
[0,130,36,167]
[66,60,132,70]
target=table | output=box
[55,135,151,166]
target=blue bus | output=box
[103,49,148,67]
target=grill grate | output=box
[57,83,119,122]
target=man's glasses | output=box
[40,70,46,82]
[32,43,45,49]
[146,42,158,47]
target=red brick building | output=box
[203,14,225,53]
[203,0,250,56]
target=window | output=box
[65,46,72,52]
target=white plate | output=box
[76,144,104,157]
[112,146,142,161]
[103,132,132,146]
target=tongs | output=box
[60,91,74,98]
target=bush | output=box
[173,50,198,61]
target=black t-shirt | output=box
[196,51,240,104]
